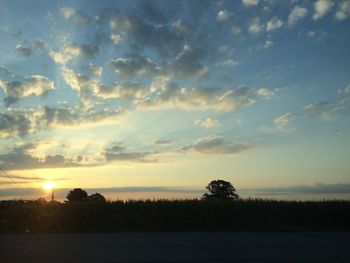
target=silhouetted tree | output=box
[66,188,88,202]
[202,180,239,200]
[88,192,106,202]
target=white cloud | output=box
[215,59,239,67]
[50,43,99,65]
[266,17,283,31]
[257,88,274,98]
[137,84,262,112]
[230,25,242,36]
[249,17,264,34]
[242,0,259,7]
[335,0,350,21]
[96,82,147,100]
[217,10,232,21]
[85,64,103,77]
[111,34,122,45]
[288,6,308,27]
[263,40,274,49]
[62,67,98,103]
[313,0,334,20]
[195,118,220,128]
[274,112,294,131]
[60,6,91,25]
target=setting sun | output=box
[42,182,55,191]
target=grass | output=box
[0,198,349,233]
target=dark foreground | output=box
[1,199,350,233]
[1,232,350,263]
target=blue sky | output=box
[0,0,350,200]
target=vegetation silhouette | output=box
[0,183,349,233]
[66,188,106,203]
[88,192,106,202]
[0,199,349,233]
[202,180,239,200]
[66,188,88,202]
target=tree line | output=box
[65,180,238,202]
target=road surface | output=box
[1,232,350,262]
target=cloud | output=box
[15,40,45,57]
[172,45,208,78]
[0,105,125,139]
[96,82,147,100]
[83,64,103,77]
[0,173,66,186]
[242,0,259,7]
[230,25,242,36]
[0,143,85,170]
[304,101,336,118]
[288,6,308,27]
[153,139,172,146]
[250,40,274,52]
[274,112,295,131]
[195,118,220,128]
[344,83,350,94]
[263,40,274,49]
[38,106,125,128]
[104,9,183,57]
[180,136,254,155]
[257,88,274,98]
[109,53,161,77]
[60,6,91,25]
[243,183,350,196]
[301,29,328,43]
[335,0,350,21]
[266,17,283,32]
[0,66,15,78]
[217,46,235,55]
[248,17,264,34]
[0,75,54,106]
[111,34,122,45]
[215,59,238,67]
[0,186,205,199]
[217,10,232,21]
[104,144,157,163]
[50,43,99,65]
[62,67,98,102]
[138,82,271,112]
[0,110,32,138]
[313,0,334,20]
[15,45,34,57]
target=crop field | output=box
[1,199,349,233]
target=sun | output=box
[42,181,55,190]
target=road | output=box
[1,232,350,262]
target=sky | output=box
[0,0,350,200]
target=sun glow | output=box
[42,181,55,191]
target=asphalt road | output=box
[1,232,350,262]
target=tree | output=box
[202,180,239,200]
[88,192,106,202]
[66,188,88,202]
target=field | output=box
[1,199,349,233]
